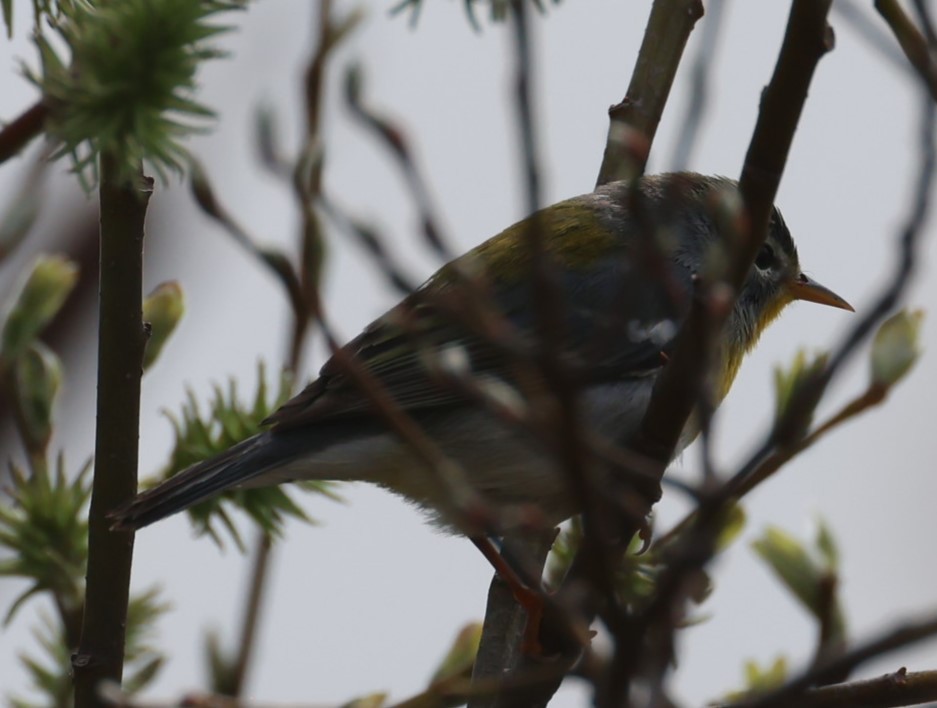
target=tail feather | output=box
[109,432,287,531]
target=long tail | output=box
[109,431,293,531]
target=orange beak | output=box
[788,273,854,312]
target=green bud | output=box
[341,695,387,708]
[870,309,924,389]
[13,343,63,453]
[715,503,747,552]
[742,656,789,693]
[430,622,483,686]
[772,350,828,441]
[815,517,839,570]
[751,524,845,641]
[142,281,185,371]
[752,527,821,615]
[1,255,79,362]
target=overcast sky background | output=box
[2,1,937,705]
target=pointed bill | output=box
[789,273,854,312]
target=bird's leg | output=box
[471,535,545,656]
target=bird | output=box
[110,172,852,539]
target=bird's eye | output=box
[755,243,775,270]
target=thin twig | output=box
[875,0,937,101]
[599,2,835,702]
[595,0,704,185]
[344,66,453,261]
[227,533,272,697]
[670,0,727,171]
[834,1,911,75]
[225,2,353,697]
[772,668,937,708]
[731,615,937,708]
[654,384,888,551]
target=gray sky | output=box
[1,1,936,705]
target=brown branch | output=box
[73,155,151,705]
[876,0,937,101]
[223,2,357,698]
[733,2,835,293]
[598,1,835,701]
[0,101,47,165]
[779,668,937,708]
[595,0,703,186]
[731,615,937,708]
[343,62,453,261]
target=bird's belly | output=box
[273,378,666,534]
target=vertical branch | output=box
[73,154,151,706]
[595,0,703,185]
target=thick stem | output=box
[73,155,150,707]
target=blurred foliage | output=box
[12,343,63,454]
[772,349,829,441]
[752,520,847,648]
[336,623,482,708]
[342,694,389,708]
[25,0,246,185]
[545,505,746,613]
[0,458,168,706]
[155,363,341,551]
[204,627,237,697]
[0,457,90,624]
[123,588,171,694]
[429,622,483,687]
[8,593,168,707]
[0,255,78,364]
[723,655,789,703]
[9,611,72,708]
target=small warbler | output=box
[111,172,852,535]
